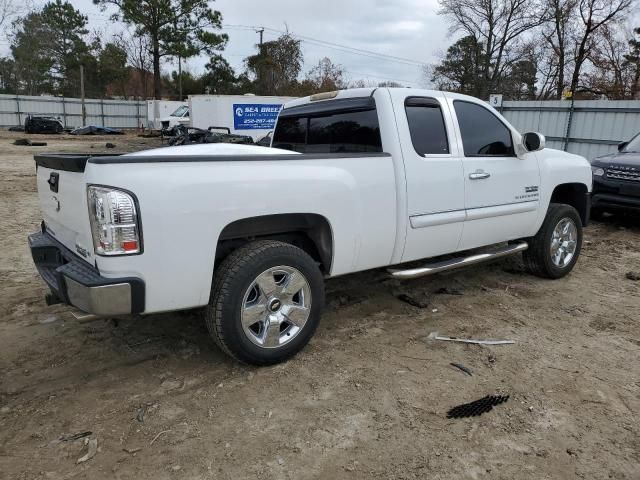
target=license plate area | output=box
[32,246,64,267]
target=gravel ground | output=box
[0,131,639,480]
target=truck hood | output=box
[591,151,640,168]
[539,147,592,192]
[124,143,298,157]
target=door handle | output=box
[469,170,491,180]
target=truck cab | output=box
[160,105,190,130]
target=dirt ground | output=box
[0,131,639,480]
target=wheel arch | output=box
[215,213,334,274]
[550,183,590,226]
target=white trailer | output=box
[146,100,188,130]
[188,94,296,140]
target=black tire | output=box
[205,240,325,365]
[523,203,583,279]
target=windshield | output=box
[623,132,640,152]
[170,106,189,117]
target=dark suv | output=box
[591,134,640,216]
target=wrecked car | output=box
[24,115,64,134]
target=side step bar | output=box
[388,242,528,280]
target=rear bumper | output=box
[29,230,145,316]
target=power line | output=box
[341,69,422,86]
[221,24,427,67]
[223,29,421,86]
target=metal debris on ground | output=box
[59,431,92,442]
[70,125,123,135]
[136,405,146,422]
[165,125,253,146]
[150,429,171,445]
[13,139,47,146]
[428,332,515,345]
[396,293,429,309]
[450,362,473,376]
[626,271,640,281]
[76,438,98,463]
[447,395,510,419]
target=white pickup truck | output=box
[29,88,592,365]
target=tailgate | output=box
[35,154,95,260]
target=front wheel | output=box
[523,203,583,279]
[205,240,325,365]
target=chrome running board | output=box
[388,242,528,280]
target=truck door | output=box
[449,99,541,250]
[390,90,466,262]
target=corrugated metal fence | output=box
[0,94,145,129]
[500,100,640,160]
[1,94,639,158]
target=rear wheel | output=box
[205,240,324,365]
[523,203,583,279]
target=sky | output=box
[30,0,454,88]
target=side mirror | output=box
[618,141,628,152]
[522,132,545,153]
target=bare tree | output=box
[114,31,153,99]
[438,0,546,97]
[0,0,23,30]
[306,57,347,92]
[536,42,562,98]
[568,0,632,95]
[540,0,578,98]
[582,25,638,99]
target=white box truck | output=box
[146,100,188,130]
[188,94,296,141]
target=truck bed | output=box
[35,151,391,171]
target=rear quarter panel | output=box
[84,156,397,313]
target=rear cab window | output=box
[273,97,382,153]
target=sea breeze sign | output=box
[233,104,283,130]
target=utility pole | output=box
[256,28,265,91]
[80,65,86,126]
[174,19,183,101]
[178,55,182,100]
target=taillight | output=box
[87,186,142,256]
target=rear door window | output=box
[405,97,449,155]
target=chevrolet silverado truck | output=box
[29,88,592,365]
